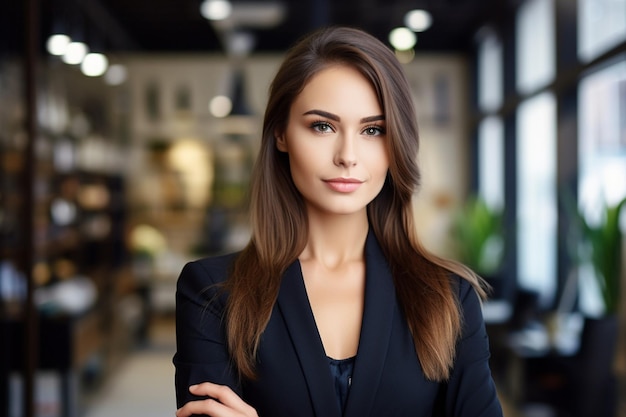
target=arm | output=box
[176,383,257,417]
[174,259,256,416]
[445,279,503,417]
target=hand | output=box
[175,383,258,417]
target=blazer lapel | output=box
[343,231,396,417]
[277,261,342,417]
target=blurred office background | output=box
[1,0,626,416]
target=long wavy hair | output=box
[224,26,486,382]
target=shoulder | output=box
[176,252,239,310]
[448,274,486,339]
[448,274,475,302]
[180,252,240,285]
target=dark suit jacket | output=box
[174,232,503,416]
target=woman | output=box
[174,26,503,417]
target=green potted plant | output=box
[564,195,625,416]
[450,196,506,293]
[574,196,626,316]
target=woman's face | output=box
[276,64,389,218]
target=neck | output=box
[300,211,369,269]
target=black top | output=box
[328,356,356,414]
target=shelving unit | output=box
[0,56,138,416]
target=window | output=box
[516,0,556,94]
[578,0,626,62]
[478,116,505,210]
[477,28,505,211]
[477,29,503,113]
[517,92,558,306]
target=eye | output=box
[311,121,334,134]
[362,125,385,136]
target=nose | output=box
[333,134,357,167]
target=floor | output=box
[82,316,177,417]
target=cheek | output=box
[365,145,390,178]
[288,150,318,185]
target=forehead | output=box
[291,64,383,116]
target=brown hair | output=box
[224,26,487,382]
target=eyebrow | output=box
[303,109,385,124]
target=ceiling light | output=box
[47,34,71,56]
[62,41,89,65]
[389,27,417,51]
[405,9,433,32]
[81,52,109,77]
[200,0,232,20]
[221,1,286,28]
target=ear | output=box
[275,131,288,152]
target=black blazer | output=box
[174,232,503,416]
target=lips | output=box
[323,178,363,193]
